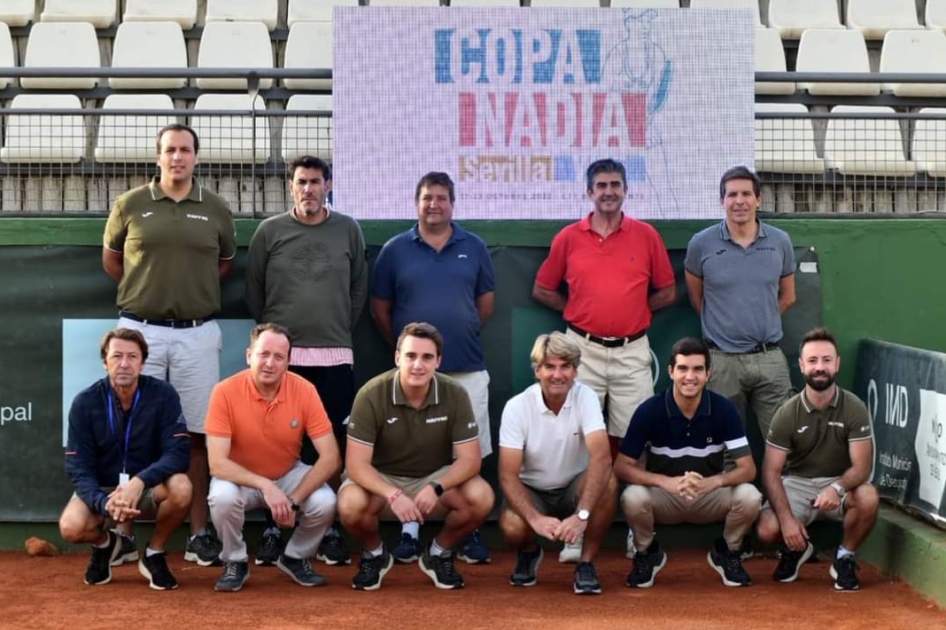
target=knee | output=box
[849,483,879,515]
[207,480,242,512]
[301,486,337,521]
[732,483,763,517]
[164,474,193,510]
[755,509,780,544]
[460,477,495,519]
[498,507,530,542]
[58,514,88,543]
[337,486,371,526]
[620,485,651,519]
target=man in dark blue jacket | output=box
[60,328,192,590]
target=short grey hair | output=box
[530,331,582,370]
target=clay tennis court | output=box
[3,548,942,630]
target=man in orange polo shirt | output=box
[206,323,341,592]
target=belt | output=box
[568,323,646,348]
[705,339,780,355]
[119,310,214,329]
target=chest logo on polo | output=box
[828,421,844,428]
[290,419,300,428]
[458,254,468,259]
[386,417,398,425]
[426,415,448,424]
[796,426,809,434]
[186,214,209,222]
[141,212,154,218]
[468,422,477,430]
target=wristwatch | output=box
[429,480,445,497]
[576,509,590,521]
[830,482,846,498]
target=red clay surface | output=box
[2,549,943,630]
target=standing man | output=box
[757,327,878,591]
[498,332,616,595]
[533,158,676,561]
[102,123,237,566]
[370,171,495,564]
[205,324,341,592]
[60,328,192,590]
[338,322,494,591]
[684,165,796,451]
[246,155,367,566]
[614,338,761,588]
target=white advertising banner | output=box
[333,7,754,220]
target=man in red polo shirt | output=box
[533,158,676,560]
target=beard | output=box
[804,370,837,392]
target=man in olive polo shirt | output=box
[103,123,237,566]
[756,327,878,591]
[337,322,495,591]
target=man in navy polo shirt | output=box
[614,337,761,588]
[370,171,496,564]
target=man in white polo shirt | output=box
[498,332,616,595]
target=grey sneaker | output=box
[573,561,602,595]
[214,561,250,592]
[111,533,139,566]
[84,530,121,585]
[510,547,543,587]
[276,554,326,587]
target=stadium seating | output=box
[754,103,824,174]
[824,105,915,176]
[196,22,274,90]
[191,94,271,164]
[0,24,14,89]
[95,94,176,162]
[688,0,761,26]
[288,0,359,26]
[0,94,85,164]
[40,0,117,29]
[846,0,922,40]
[205,0,279,31]
[879,30,946,97]
[912,108,946,178]
[282,95,334,161]
[928,0,946,31]
[755,27,794,95]
[0,0,35,27]
[451,0,522,6]
[123,0,198,29]
[610,1,680,7]
[529,1,601,6]
[110,22,187,90]
[369,0,443,6]
[795,29,879,96]
[766,0,843,39]
[284,22,333,90]
[21,22,100,90]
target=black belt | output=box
[568,323,646,348]
[706,339,780,355]
[119,310,214,329]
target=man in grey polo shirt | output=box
[684,165,796,453]
[757,327,877,592]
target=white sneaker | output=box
[626,529,636,559]
[558,537,582,564]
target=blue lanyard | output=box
[107,389,141,474]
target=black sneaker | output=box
[276,554,326,587]
[316,528,351,565]
[626,539,667,588]
[707,537,752,587]
[138,552,179,591]
[214,561,250,592]
[111,533,139,567]
[773,541,814,583]
[84,530,121,585]
[419,547,465,590]
[185,533,222,567]
[830,554,860,591]
[509,547,543,587]
[392,533,423,564]
[573,561,602,595]
[254,531,282,566]
[352,548,394,591]
[457,529,491,564]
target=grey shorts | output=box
[73,487,159,521]
[762,475,845,525]
[508,473,584,520]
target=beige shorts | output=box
[73,487,158,521]
[340,465,453,518]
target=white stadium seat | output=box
[610,1,679,8]
[824,105,915,176]
[40,0,117,29]
[688,0,761,26]
[0,0,35,27]
[95,95,175,163]
[282,95,333,161]
[21,22,100,89]
[284,22,332,90]
[766,0,842,39]
[123,0,198,30]
[879,30,946,97]
[110,22,187,90]
[755,27,793,95]
[288,0,359,26]
[196,22,274,90]
[846,0,922,40]
[928,0,946,32]
[0,24,14,89]
[191,94,270,164]
[754,103,824,174]
[795,29,879,96]
[205,0,279,31]
[1,94,85,164]
[912,108,946,178]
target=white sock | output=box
[145,547,163,558]
[837,545,855,560]
[429,539,447,557]
[402,522,420,539]
[367,544,384,558]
